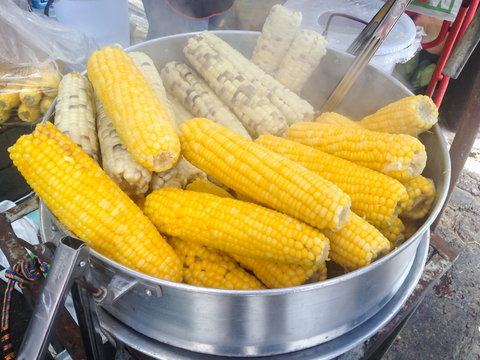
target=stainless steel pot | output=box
[38,31,450,357]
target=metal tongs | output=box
[322,0,413,112]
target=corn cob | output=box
[128,52,208,190]
[185,178,233,198]
[41,70,61,98]
[201,31,315,125]
[180,176,324,288]
[166,93,194,125]
[180,118,351,230]
[286,123,427,181]
[234,255,325,288]
[359,95,438,136]
[399,175,436,220]
[184,35,287,137]
[17,103,41,122]
[310,262,328,282]
[255,135,408,227]
[275,30,327,94]
[40,96,53,114]
[0,109,11,123]
[0,89,20,110]
[322,211,392,271]
[315,112,362,128]
[8,122,182,280]
[161,61,251,139]
[251,4,302,75]
[87,46,180,172]
[377,217,405,244]
[144,188,330,266]
[54,72,99,161]
[128,51,178,130]
[169,238,265,290]
[97,99,152,198]
[150,156,206,190]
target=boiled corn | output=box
[169,238,265,290]
[255,135,408,228]
[54,72,99,162]
[8,122,182,280]
[251,4,302,74]
[144,188,330,266]
[161,61,251,139]
[399,175,436,220]
[87,46,180,172]
[286,122,427,181]
[322,211,392,271]
[184,35,287,137]
[17,103,41,122]
[180,118,351,230]
[275,29,327,94]
[315,112,362,128]
[360,95,438,136]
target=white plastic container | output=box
[284,0,420,74]
[54,0,130,48]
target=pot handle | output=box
[17,236,89,360]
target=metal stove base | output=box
[98,234,429,360]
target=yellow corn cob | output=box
[399,175,436,220]
[149,156,206,190]
[87,46,180,172]
[234,255,325,288]
[96,99,152,198]
[161,61,251,139]
[128,51,178,130]
[251,4,302,75]
[275,29,327,94]
[201,31,315,125]
[255,135,408,228]
[311,262,328,282]
[185,178,233,198]
[41,70,61,98]
[169,238,265,290]
[8,122,182,281]
[17,103,41,122]
[129,52,208,191]
[286,123,427,181]
[322,211,392,271]
[359,95,438,136]
[54,72,99,162]
[40,96,53,114]
[180,118,351,230]
[19,85,42,106]
[144,188,330,266]
[315,112,362,128]
[377,217,405,244]
[0,109,11,123]
[184,35,287,137]
[181,176,324,288]
[0,89,20,110]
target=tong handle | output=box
[322,0,413,112]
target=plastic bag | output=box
[0,0,98,124]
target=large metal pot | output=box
[40,31,450,357]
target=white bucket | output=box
[54,0,130,48]
[284,0,420,74]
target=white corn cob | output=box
[275,30,327,94]
[161,61,251,139]
[166,92,194,125]
[96,98,152,199]
[201,31,315,125]
[150,156,206,190]
[54,72,99,161]
[184,35,288,137]
[251,4,302,75]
